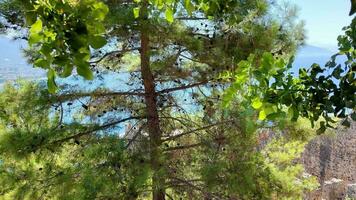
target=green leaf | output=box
[29,33,42,45]
[332,65,343,79]
[133,7,140,18]
[25,11,36,26]
[43,30,56,41]
[40,44,53,59]
[34,58,50,69]
[89,36,107,49]
[251,97,263,109]
[155,0,164,9]
[47,69,57,94]
[92,2,109,21]
[185,0,194,15]
[75,50,91,62]
[53,55,73,78]
[165,7,174,23]
[261,52,273,73]
[267,112,282,120]
[87,23,106,35]
[76,62,94,80]
[258,110,267,121]
[61,64,74,78]
[165,0,174,4]
[29,18,42,34]
[263,104,276,116]
[288,106,299,121]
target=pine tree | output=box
[0,0,354,199]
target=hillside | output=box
[303,122,356,199]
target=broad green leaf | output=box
[185,0,194,15]
[25,11,36,26]
[133,7,140,18]
[165,7,174,23]
[34,58,50,69]
[76,62,94,80]
[258,110,267,120]
[332,65,343,79]
[92,2,109,21]
[166,0,174,4]
[261,52,273,73]
[29,33,43,45]
[89,36,107,49]
[252,97,263,109]
[28,19,44,45]
[47,69,57,94]
[263,104,276,116]
[29,18,42,34]
[87,23,106,35]
[61,64,74,78]
[53,56,72,77]
[266,112,281,120]
[288,106,299,121]
[76,49,91,62]
[152,0,164,9]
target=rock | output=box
[302,121,356,199]
[346,183,356,199]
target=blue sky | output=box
[291,0,353,50]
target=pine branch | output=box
[176,17,208,20]
[162,120,233,142]
[163,142,203,152]
[55,91,145,102]
[124,124,147,149]
[89,48,140,64]
[158,81,208,94]
[168,177,223,199]
[50,116,144,145]
[46,103,64,134]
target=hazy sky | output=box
[291,0,353,50]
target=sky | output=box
[291,0,353,50]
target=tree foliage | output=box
[0,80,318,200]
[0,0,354,199]
[223,17,356,134]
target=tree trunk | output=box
[139,1,165,200]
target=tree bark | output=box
[139,1,165,199]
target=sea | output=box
[0,36,337,87]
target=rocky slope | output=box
[302,122,356,200]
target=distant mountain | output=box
[297,45,334,58]
[291,44,336,75]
